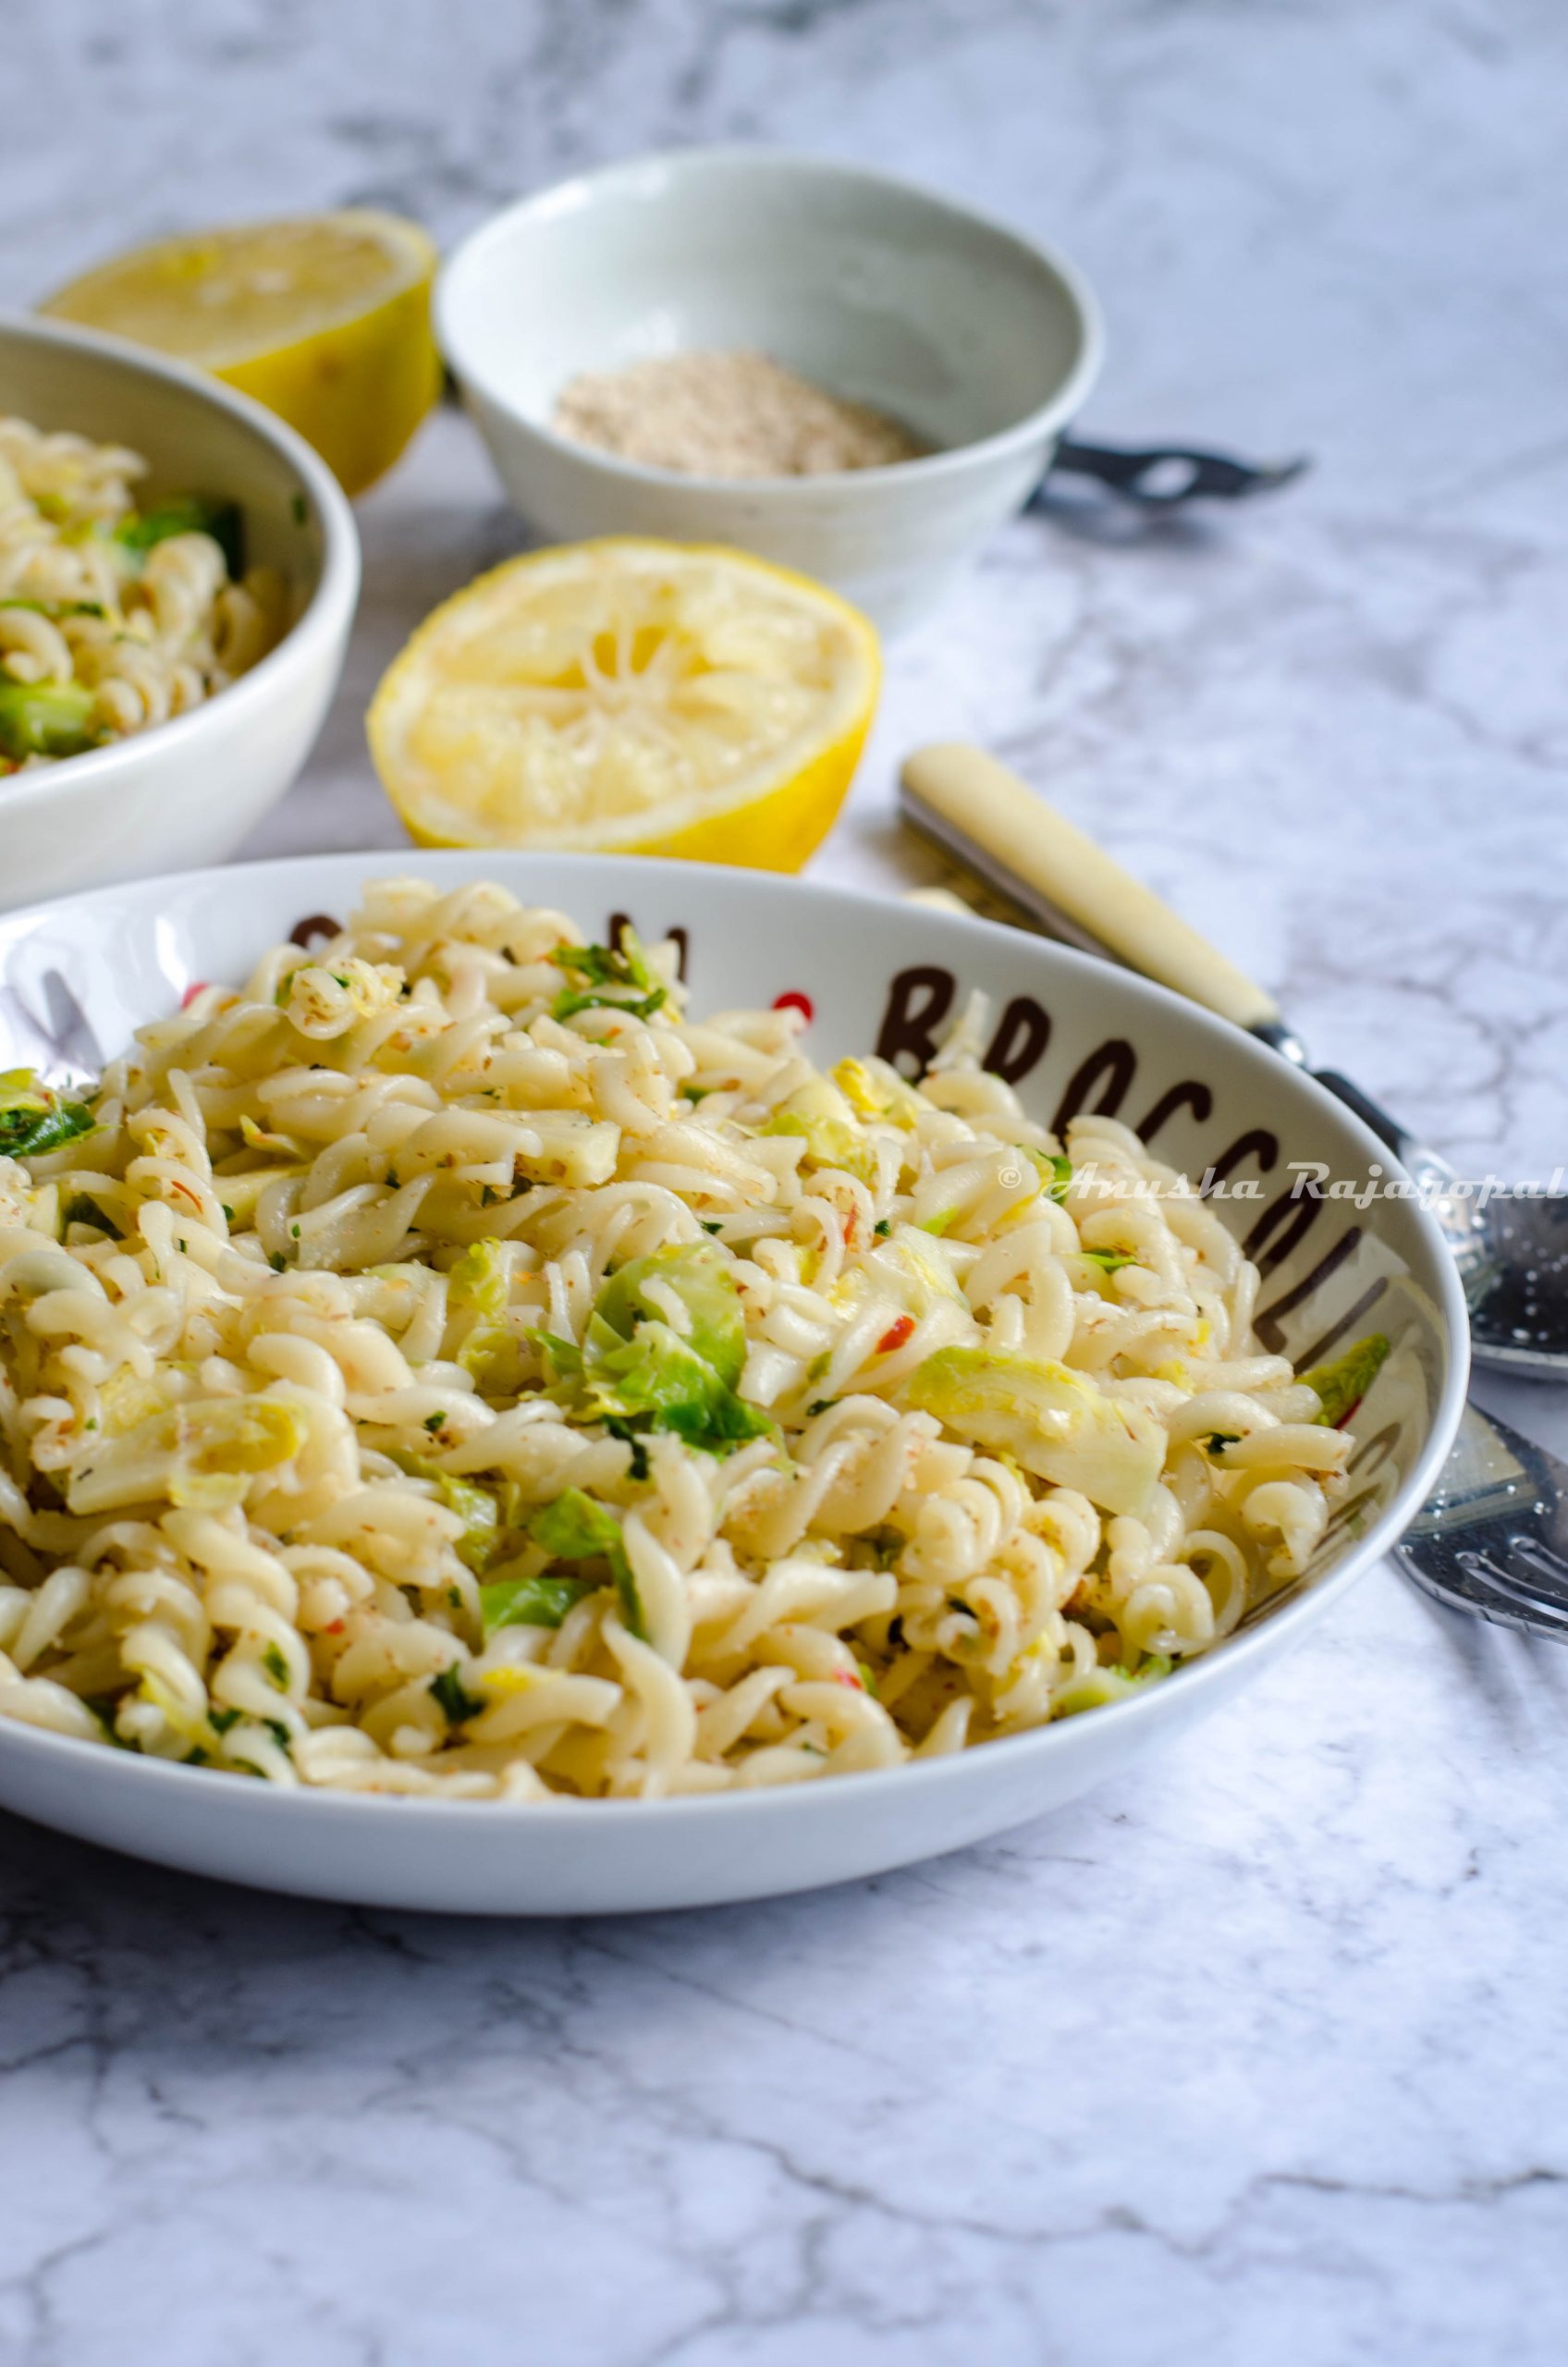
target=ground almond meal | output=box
[552,349,929,478]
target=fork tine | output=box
[1458,1549,1568,1623]
[1493,1535,1568,1591]
[1396,1543,1568,1640]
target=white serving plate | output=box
[0,853,1468,1913]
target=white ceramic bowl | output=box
[0,852,1467,1913]
[0,313,360,911]
[436,150,1102,632]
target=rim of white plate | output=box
[0,850,1471,1829]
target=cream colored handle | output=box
[900,742,1280,1032]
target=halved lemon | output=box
[367,540,881,870]
[40,212,442,497]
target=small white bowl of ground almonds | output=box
[437,150,1102,632]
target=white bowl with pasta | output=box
[0,313,359,910]
[0,853,1467,1913]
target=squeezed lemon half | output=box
[367,539,881,869]
[40,211,442,496]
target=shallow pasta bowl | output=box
[0,313,359,910]
[0,852,1468,1912]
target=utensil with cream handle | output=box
[899,741,1568,1379]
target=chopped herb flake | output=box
[429,1663,484,1725]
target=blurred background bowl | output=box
[437,149,1102,632]
[0,313,359,910]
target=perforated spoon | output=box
[899,742,1568,1379]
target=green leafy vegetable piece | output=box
[0,1070,96,1158]
[527,1487,643,1636]
[1302,1332,1391,1429]
[479,1565,594,1637]
[388,1453,501,1570]
[603,1415,650,1480]
[429,1663,485,1725]
[0,681,101,763]
[528,1486,625,1564]
[525,1328,583,1380]
[587,1321,770,1452]
[577,1242,770,1455]
[549,925,666,1022]
[1203,1431,1242,1455]
[594,1240,747,1387]
[906,1344,1165,1518]
[456,1322,529,1396]
[0,597,105,620]
[759,1101,875,1183]
[1078,1247,1141,1274]
[116,494,244,578]
[1053,1654,1173,1719]
[62,1193,121,1239]
[447,1236,508,1320]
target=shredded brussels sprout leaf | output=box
[0,1071,96,1159]
[526,1487,643,1636]
[1303,1332,1391,1429]
[906,1345,1165,1518]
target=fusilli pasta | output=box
[0,879,1366,1799]
[0,415,282,772]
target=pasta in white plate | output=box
[0,878,1377,1800]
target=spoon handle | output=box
[900,742,1280,1030]
[899,741,1415,1163]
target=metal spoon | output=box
[1040,437,1311,509]
[899,742,1568,1379]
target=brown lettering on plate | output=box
[606,914,688,979]
[1293,1276,1389,1375]
[1346,1421,1402,1485]
[289,913,341,950]
[1207,1129,1280,1190]
[1136,1078,1212,1145]
[876,965,956,1079]
[1254,1225,1363,1354]
[983,996,1051,1085]
[1243,1184,1320,1275]
[1051,1038,1136,1136]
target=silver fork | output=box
[1393,1404,1568,1640]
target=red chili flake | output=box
[876,1315,915,1355]
[773,990,813,1022]
[180,981,209,1008]
[324,1619,346,1636]
[833,1668,866,1691]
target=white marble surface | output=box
[5,3,1568,2361]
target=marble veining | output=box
[4,2,1568,2361]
